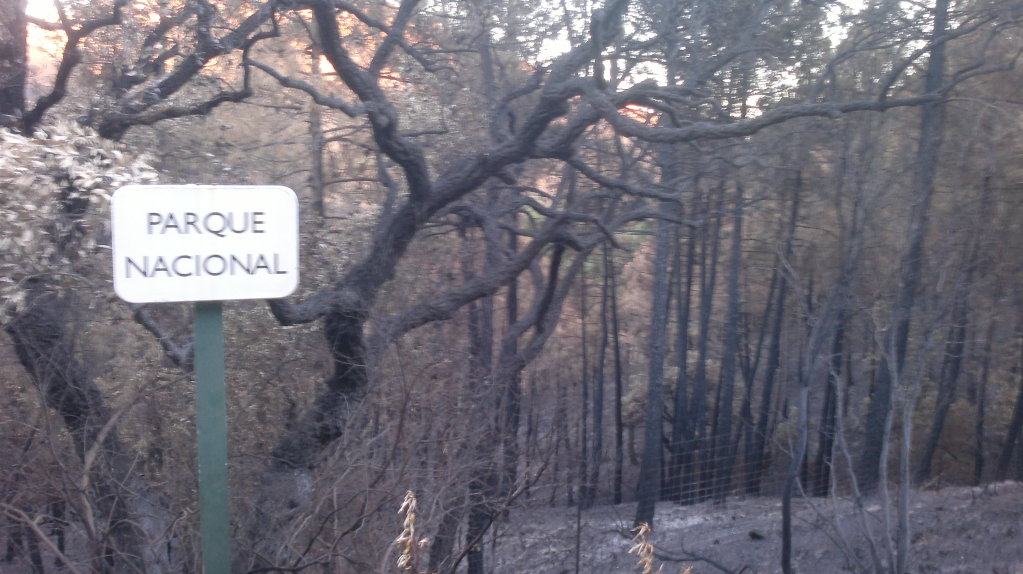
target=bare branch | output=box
[581,81,940,144]
[25,16,62,31]
[22,0,128,131]
[310,0,433,201]
[94,0,280,138]
[368,0,422,75]
[0,504,84,574]
[246,59,363,116]
[129,304,193,370]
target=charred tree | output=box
[692,185,723,503]
[667,224,696,502]
[634,145,680,527]
[859,0,949,493]
[710,187,743,503]
[974,319,996,485]
[812,310,844,497]
[997,320,1023,480]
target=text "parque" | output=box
[147,212,266,237]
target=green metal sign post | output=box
[195,301,230,574]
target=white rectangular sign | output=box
[112,185,299,303]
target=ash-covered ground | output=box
[490,482,1023,573]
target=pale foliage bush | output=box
[0,121,158,317]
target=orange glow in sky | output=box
[25,1,62,96]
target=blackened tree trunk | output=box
[633,189,676,527]
[667,225,695,502]
[465,290,496,574]
[462,174,499,574]
[692,186,723,502]
[974,319,995,485]
[748,272,787,495]
[997,320,1023,480]
[859,0,949,493]
[736,297,764,499]
[781,384,809,574]
[578,269,592,508]
[584,244,610,508]
[610,246,626,504]
[307,42,327,220]
[635,0,687,522]
[915,306,967,483]
[502,228,522,495]
[740,270,776,493]
[812,310,844,497]
[711,187,743,503]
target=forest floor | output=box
[491,481,1023,574]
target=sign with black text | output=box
[112,185,299,303]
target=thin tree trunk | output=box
[693,186,723,503]
[610,247,626,504]
[711,187,743,503]
[736,306,763,497]
[308,42,326,220]
[897,392,914,574]
[974,319,995,485]
[501,227,521,497]
[997,320,1023,480]
[558,375,573,506]
[740,269,776,494]
[427,492,465,573]
[781,385,809,574]
[578,270,591,508]
[812,310,844,497]
[668,226,695,502]
[915,311,967,484]
[464,249,496,574]
[586,244,610,508]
